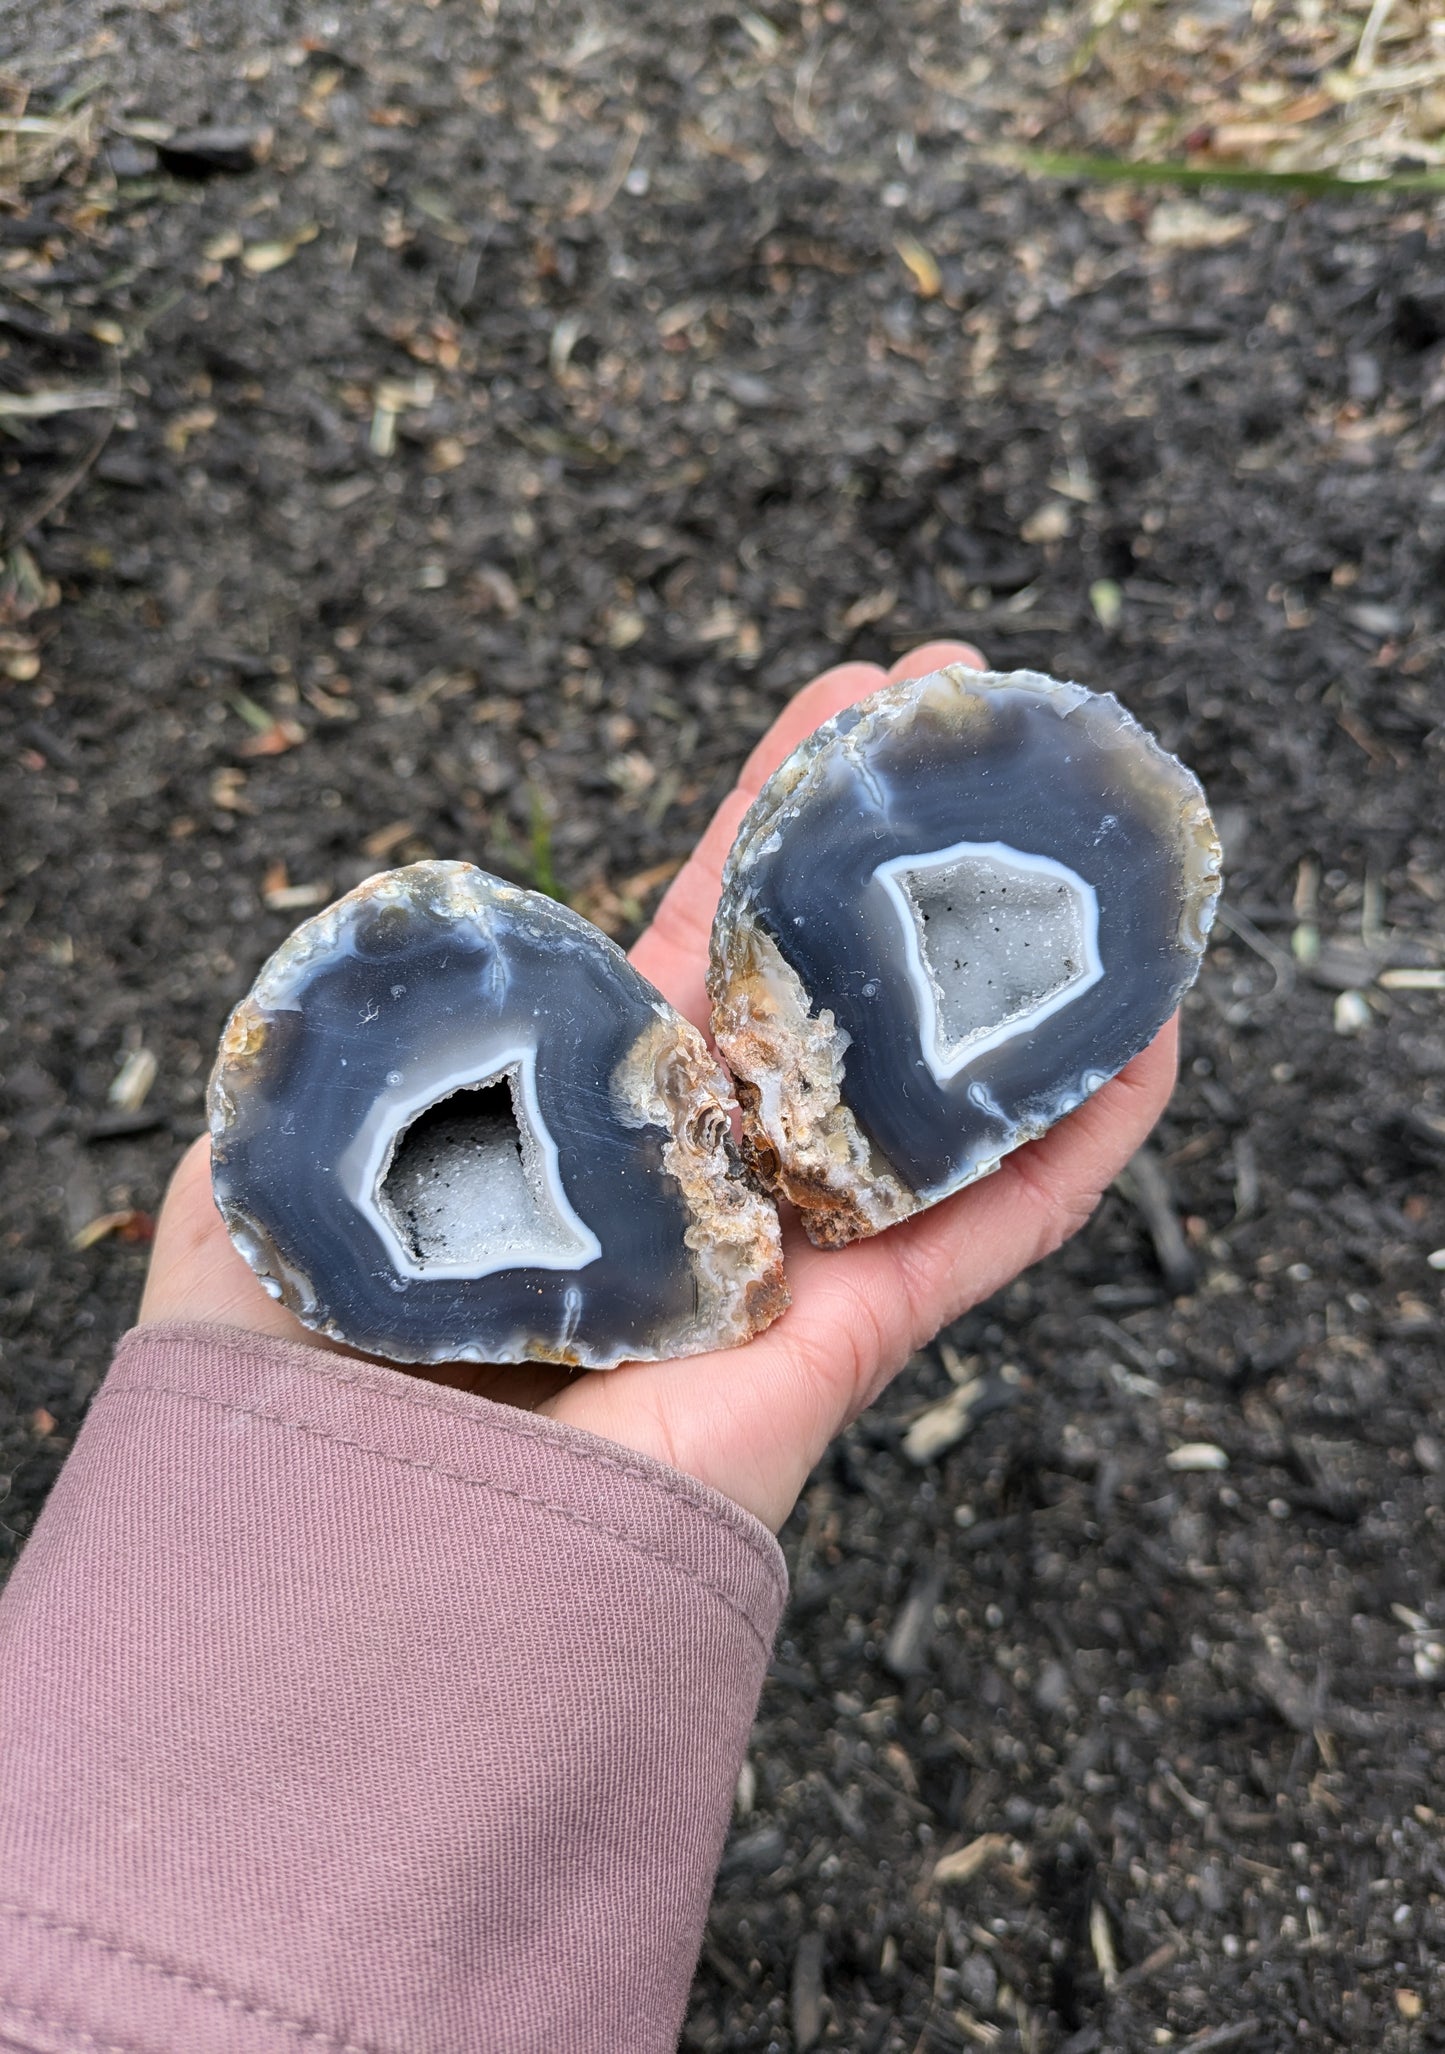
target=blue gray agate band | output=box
[708,667,1222,1247]
[209,863,787,1368]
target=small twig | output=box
[1183,2023,1263,2054]
[1115,1143,1196,1296]
[0,395,116,553]
[907,1922,949,2054]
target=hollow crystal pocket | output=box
[208,862,787,1368]
[708,665,1222,1247]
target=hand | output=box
[141,642,1178,1531]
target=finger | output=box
[553,1016,1179,1530]
[887,639,984,681]
[139,1134,314,1341]
[817,1016,1182,1417]
[753,1022,1177,1463]
[630,660,887,1021]
[631,642,986,1021]
[736,658,889,793]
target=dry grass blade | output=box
[0,76,97,198]
[0,388,119,419]
[995,0,1445,187]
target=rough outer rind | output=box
[209,861,787,1368]
[705,923,915,1247]
[708,666,1222,1247]
[610,1014,791,1345]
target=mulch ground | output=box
[3,4,1444,2048]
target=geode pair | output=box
[209,667,1221,1368]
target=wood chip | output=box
[262,862,330,912]
[162,405,217,455]
[932,1833,1009,1889]
[108,1048,157,1113]
[903,1378,988,1464]
[240,717,306,757]
[894,234,941,297]
[1020,500,1072,543]
[620,856,685,897]
[361,820,418,860]
[1146,201,1254,249]
[241,223,318,274]
[264,882,331,911]
[1089,1898,1119,1989]
[1166,1442,1230,1472]
[790,1931,825,2052]
[840,587,896,631]
[1378,967,1445,990]
[1333,989,1372,1035]
[210,766,253,813]
[657,295,709,337]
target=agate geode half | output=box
[708,666,1222,1246]
[209,863,787,1368]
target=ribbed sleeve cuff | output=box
[0,1323,787,2054]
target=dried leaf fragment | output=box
[72,1208,155,1250]
[240,717,306,758]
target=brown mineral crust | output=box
[739,1247,793,1338]
[732,1078,888,1250]
[516,1337,586,1369]
[708,923,917,1250]
[207,996,270,1133]
[731,1080,779,1187]
[610,1013,789,1350]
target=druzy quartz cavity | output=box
[209,863,788,1368]
[708,666,1222,1247]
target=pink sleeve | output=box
[0,1323,787,2054]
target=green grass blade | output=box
[990,147,1445,196]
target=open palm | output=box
[141,642,1178,1531]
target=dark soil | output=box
[3,4,1444,2048]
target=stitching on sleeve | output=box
[123,1328,786,1593]
[0,1996,145,2054]
[0,1905,388,2054]
[102,1382,778,1653]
